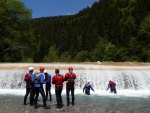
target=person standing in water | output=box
[44,70,52,101]
[65,66,77,106]
[52,69,64,108]
[83,81,94,95]
[106,80,117,94]
[34,67,50,109]
[24,67,35,106]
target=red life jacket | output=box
[24,73,32,83]
[65,72,76,85]
[109,81,115,87]
[52,74,64,87]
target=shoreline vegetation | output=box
[0,62,149,70]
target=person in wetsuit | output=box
[44,70,52,101]
[52,69,64,108]
[83,81,94,95]
[24,67,35,106]
[34,67,50,109]
[106,80,117,94]
[65,66,77,106]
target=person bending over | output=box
[83,81,94,95]
[106,80,117,94]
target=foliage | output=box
[0,0,33,62]
[1,0,150,62]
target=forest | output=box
[0,0,150,62]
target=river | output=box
[0,62,150,112]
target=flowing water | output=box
[0,63,150,112]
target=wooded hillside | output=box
[1,0,150,62]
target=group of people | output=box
[23,66,77,109]
[24,66,117,109]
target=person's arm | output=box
[106,84,110,91]
[31,74,34,83]
[83,86,85,93]
[52,76,55,84]
[74,73,77,79]
[49,75,52,87]
[48,74,51,82]
[40,74,46,84]
[62,75,65,82]
[64,73,68,81]
[90,85,94,92]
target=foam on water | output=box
[1,89,150,98]
[0,63,150,98]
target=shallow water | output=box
[0,63,150,112]
[1,93,150,113]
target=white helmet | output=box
[28,67,34,71]
[44,70,48,73]
[87,80,91,84]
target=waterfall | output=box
[0,69,150,90]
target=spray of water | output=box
[0,64,150,97]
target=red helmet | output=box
[68,66,73,71]
[39,67,44,72]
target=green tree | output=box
[75,50,90,62]
[0,0,32,62]
[92,36,107,61]
[138,15,150,46]
[59,52,72,62]
[116,48,128,62]
[43,46,58,62]
[103,42,118,61]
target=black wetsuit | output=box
[24,73,34,105]
[45,73,52,101]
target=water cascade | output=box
[0,68,150,90]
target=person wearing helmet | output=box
[44,70,52,101]
[83,81,94,95]
[106,80,117,94]
[24,67,35,106]
[34,67,50,109]
[52,69,64,108]
[65,66,77,106]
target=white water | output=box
[1,89,150,98]
[0,64,150,97]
